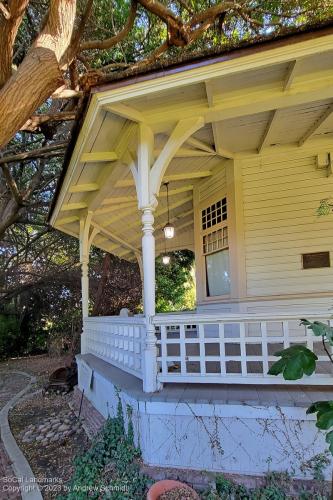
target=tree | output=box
[0,0,332,239]
[155,250,195,312]
[268,319,333,456]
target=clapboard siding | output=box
[198,161,227,203]
[242,152,333,296]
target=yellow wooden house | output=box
[49,23,333,477]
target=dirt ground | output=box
[0,353,72,387]
[1,354,90,499]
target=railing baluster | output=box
[161,325,167,376]
[199,323,206,375]
[180,324,186,375]
[283,321,290,349]
[261,322,269,375]
[239,323,247,376]
[219,323,226,375]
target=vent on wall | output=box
[302,251,330,269]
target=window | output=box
[201,197,230,297]
[206,250,230,296]
[201,197,227,230]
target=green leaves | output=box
[268,345,317,380]
[307,401,333,429]
[305,400,333,456]
[300,319,333,345]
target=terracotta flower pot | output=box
[147,479,199,500]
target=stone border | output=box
[0,371,43,500]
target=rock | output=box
[41,439,48,446]
[46,432,55,439]
[58,424,70,432]
[35,436,43,442]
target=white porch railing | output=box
[154,312,333,385]
[82,316,145,379]
[82,312,333,386]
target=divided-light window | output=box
[201,198,230,297]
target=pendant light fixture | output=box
[163,182,175,239]
[162,254,170,265]
[162,233,171,265]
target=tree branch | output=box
[0,2,10,20]
[0,161,23,205]
[322,336,333,365]
[0,0,30,87]
[0,141,68,165]
[20,112,76,132]
[80,0,138,51]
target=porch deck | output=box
[78,353,332,408]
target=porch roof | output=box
[50,22,333,261]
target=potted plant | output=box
[147,479,199,499]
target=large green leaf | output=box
[300,319,333,345]
[307,401,333,415]
[316,410,333,430]
[268,345,317,380]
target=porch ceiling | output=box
[50,29,333,261]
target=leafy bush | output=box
[203,470,329,499]
[60,393,149,499]
[0,313,21,359]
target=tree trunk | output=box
[0,0,76,149]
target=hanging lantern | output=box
[162,254,171,265]
[163,223,175,239]
[163,182,175,239]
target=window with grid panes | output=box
[201,197,230,296]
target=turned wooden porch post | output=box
[141,206,159,392]
[79,212,99,353]
[134,123,160,392]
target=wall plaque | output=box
[302,252,330,269]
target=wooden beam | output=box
[120,219,195,259]
[150,117,204,195]
[147,71,333,130]
[205,80,234,159]
[102,195,138,205]
[91,222,141,255]
[81,151,118,163]
[257,110,279,153]
[84,123,137,212]
[68,183,99,193]
[102,185,193,206]
[186,136,216,154]
[116,171,211,188]
[298,103,333,146]
[94,201,136,215]
[61,202,87,211]
[107,208,194,254]
[56,216,79,225]
[283,60,298,91]
[104,103,145,123]
[153,148,215,158]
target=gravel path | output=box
[0,371,36,500]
